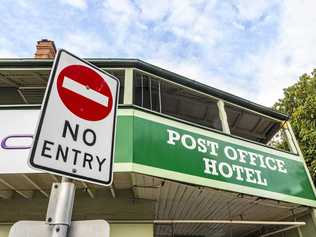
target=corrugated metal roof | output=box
[0,172,308,237]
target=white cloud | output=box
[0,49,18,58]
[136,0,170,21]
[98,0,281,105]
[60,32,105,57]
[252,0,316,106]
[232,0,277,21]
[0,37,19,57]
[2,0,316,109]
[165,1,220,44]
[61,0,87,10]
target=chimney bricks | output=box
[34,39,57,59]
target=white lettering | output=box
[207,141,219,156]
[219,162,233,178]
[197,138,207,153]
[276,159,287,173]
[203,158,219,176]
[224,146,237,160]
[232,165,244,181]
[181,134,196,150]
[167,129,180,145]
[244,167,257,184]
[266,157,277,171]
[237,149,248,164]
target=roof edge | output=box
[0,58,289,121]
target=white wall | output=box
[0,224,153,237]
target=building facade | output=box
[0,41,316,237]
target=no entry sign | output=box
[57,65,113,121]
[28,49,119,185]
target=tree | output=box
[274,69,316,182]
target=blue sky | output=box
[1,0,316,106]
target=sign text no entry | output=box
[28,49,119,186]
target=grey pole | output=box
[46,177,76,237]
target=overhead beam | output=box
[19,86,46,90]
[0,178,33,199]
[17,89,29,104]
[0,72,19,87]
[21,174,49,198]
[0,190,13,199]
[259,225,304,237]
[110,185,116,198]
[232,112,242,129]
[80,181,95,199]
[232,127,266,140]
[251,118,262,132]
[33,72,49,83]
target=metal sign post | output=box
[9,49,118,237]
[46,177,75,237]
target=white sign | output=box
[28,49,119,185]
[0,109,39,173]
[9,220,110,237]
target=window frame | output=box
[131,68,294,153]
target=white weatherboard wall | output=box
[0,109,39,173]
[0,226,10,237]
[111,224,153,237]
[0,224,153,237]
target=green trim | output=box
[132,109,300,161]
[286,122,316,197]
[113,163,133,172]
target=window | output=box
[225,103,284,144]
[134,72,161,112]
[0,69,125,105]
[133,71,222,131]
[133,70,292,152]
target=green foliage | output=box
[269,130,290,152]
[274,69,316,182]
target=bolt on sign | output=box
[28,49,119,185]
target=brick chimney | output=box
[34,39,57,59]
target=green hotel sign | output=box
[3,107,314,206]
[115,108,316,207]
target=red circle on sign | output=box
[57,65,113,121]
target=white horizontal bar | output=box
[108,220,306,226]
[62,76,109,107]
[0,220,306,226]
